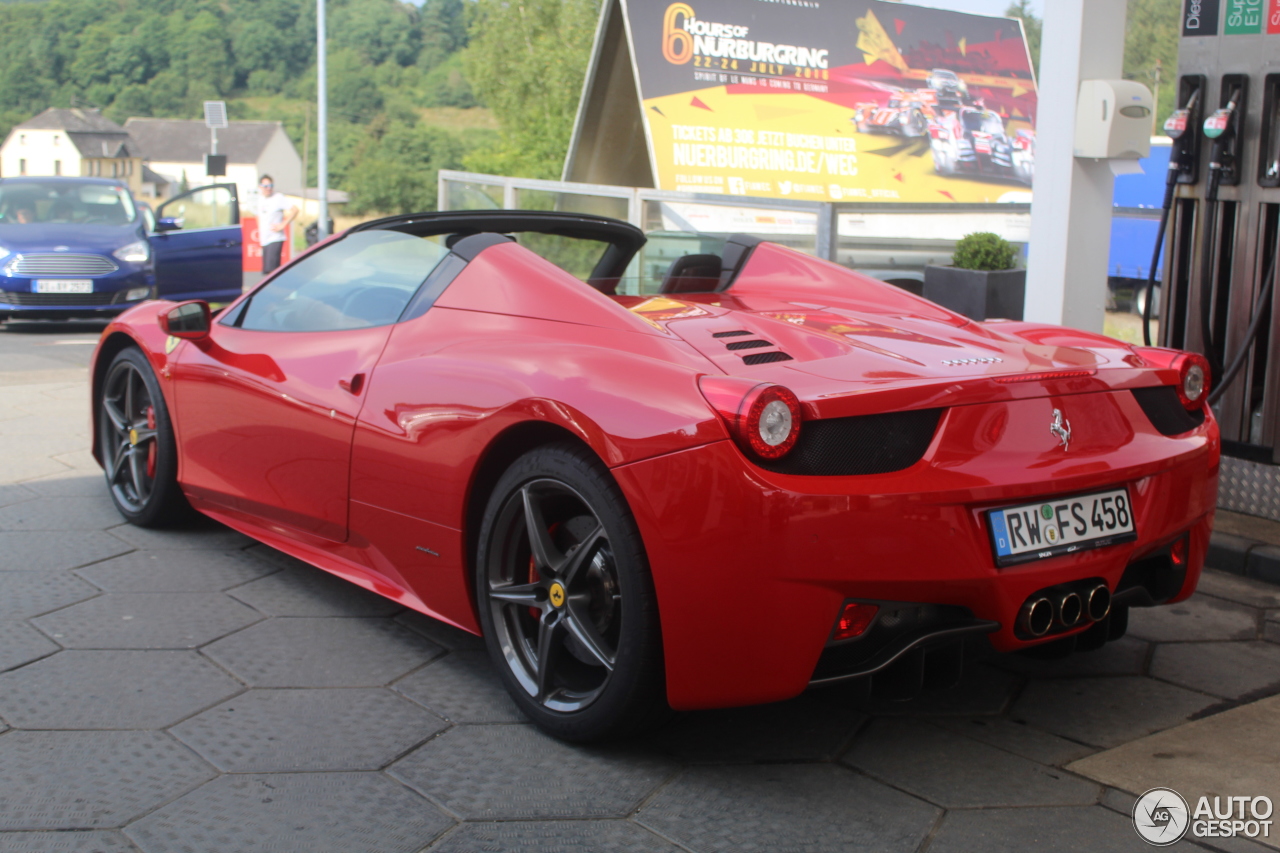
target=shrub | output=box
[952,232,1018,271]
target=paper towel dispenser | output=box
[1074,79,1154,159]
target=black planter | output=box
[922,265,1025,321]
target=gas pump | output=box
[1158,8,1280,517]
[1141,82,1201,345]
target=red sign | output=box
[1270,0,1280,33]
[241,217,292,273]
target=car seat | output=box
[659,253,722,294]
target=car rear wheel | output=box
[933,144,955,176]
[904,110,926,137]
[98,347,192,527]
[475,443,667,742]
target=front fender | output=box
[89,300,184,465]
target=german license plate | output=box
[987,488,1136,567]
[35,279,93,294]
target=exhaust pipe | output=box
[1055,591,1083,628]
[1086,584,1112,622]
[1018,597,1054,637]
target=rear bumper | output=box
[615,393,1219,710]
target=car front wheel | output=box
[98,347,192,527]
[475,443,667,742]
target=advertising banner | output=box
[241,217,291,273]
[621,0,1038,203]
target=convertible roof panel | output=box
[432,240,665,337]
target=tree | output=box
[343,119,467,214]
[1124,0,1180,128]
[0,0,493,214]
[461,0,600,179]
[1004,0,1041,77]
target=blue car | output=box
[0,177,243,322]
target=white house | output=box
[124,118,303,208]
[0,108,158,196]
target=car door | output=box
[151,183,243,304]
[169,229,453,545]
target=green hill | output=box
[0,0,495,214]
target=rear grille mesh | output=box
[713,330,751,338]
[725,339,772,350]
[759,408,944,476]
[742,351,794,365]
[8,254,119,276]
[1131,386,1205,436]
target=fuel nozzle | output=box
[1204,88,1241,141]
[1205,86,1244,195]
[1163,88,1201,190]
[1164,88,1199,141]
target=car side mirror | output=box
[154,217,182,233]
[159,301,211,340]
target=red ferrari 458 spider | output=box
[91,211,1218,741]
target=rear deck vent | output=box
[713,330,751,338]
[725,339,772,351]
[742,351,794,365]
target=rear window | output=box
[0,181,137,225]
[511,232,610,282]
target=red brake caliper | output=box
[145,406,157,478]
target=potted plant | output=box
[923,232,1025,321]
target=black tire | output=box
[98,347,193,527]
[474,442,667,742]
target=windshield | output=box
[0,181,137,226]
[962,112,1003,134]
[232,230,452,331]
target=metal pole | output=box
[316,0,329,238]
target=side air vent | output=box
[758,408,944,476]
[1131,386,1206,436]
[713,330,751,338]
[725,339,772,350]
[742,351,794,365]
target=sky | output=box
[893,0,1045,18]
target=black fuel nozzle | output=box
[1162,88,1201,197]
[1164,88,1200,142]
[1204,87,1243,195]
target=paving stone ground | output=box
[2,325,1278,852]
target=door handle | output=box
[218,239,242,248]
[339,373,365,395]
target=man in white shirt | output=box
[256,174,298,274]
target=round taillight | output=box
[744,386,801,459]
[1174,353,1211,410]
[698,377,803,461]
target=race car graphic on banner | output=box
[622,0,1038,202]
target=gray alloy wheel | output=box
[475,443,667,742]
[98,347,192,527]
[486,477,620,712]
